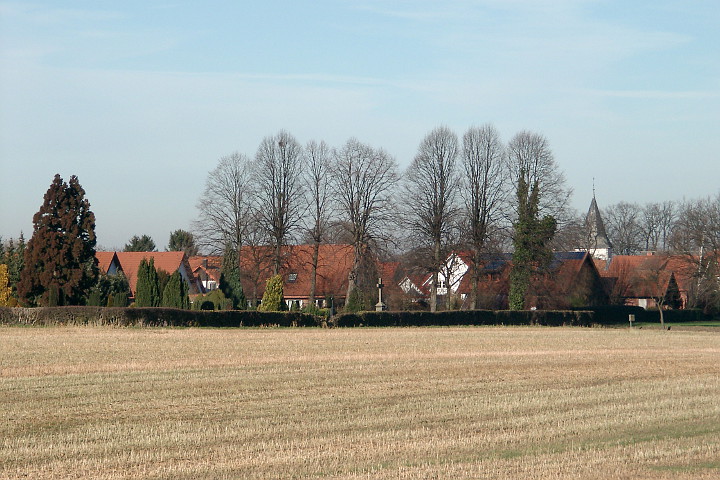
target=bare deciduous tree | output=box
[402,126,461,311]
[604,201,643,255]
[303,139,332,307]
[506,131,572,223]
[193,152,255,255]
[658,201,676,252]
[669,195,720,312]
[640,202,663,252]
[332,138,399,305]
[460,124,508,309]
[254,130,305,275]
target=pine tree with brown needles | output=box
[18,175,98,306]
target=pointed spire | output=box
[585,193,612,251]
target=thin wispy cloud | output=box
[1,1,718,246]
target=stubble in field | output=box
[1,326,719,479]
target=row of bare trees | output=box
[601,197,720,256]
[193,131,399,306]
[193,126,572,311]
[399,126,571,311]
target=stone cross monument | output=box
[375,277,387,311]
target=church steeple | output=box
[583,192,612,260]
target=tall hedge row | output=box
[0,306,711,328]
[0,306,321,327]
[333,310,594,327]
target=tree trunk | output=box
[470,258,479,310]
[309,241,319,307]
[272,243,281,276]
[347,243,364,303]
[430,239,441,312]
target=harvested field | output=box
[1,326,719,479]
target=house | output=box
[412,250,608,310]
[95,251,121,275]
[240,244,355,309]
[599,254,684,309]
[94,251,202,298]
[530,252,609,309]
[188,255,222,292]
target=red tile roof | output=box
[606,254,675,299]
[240,244,354,300]
[113,251,187,296]
[188,256,222,284]
[95,251,118,274]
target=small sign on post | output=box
[629,314,635,328]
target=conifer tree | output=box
[109,272,131,307]
[0,264,12,306]
[162,271,189,309]
[257,274,285,311]
[167,229,199,256]
[18,175,98,306]
[7,235,25,297]
[135,258,160,307]
[124,234,157,252]
[219,244,246,309]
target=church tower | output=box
[580,194,613,260]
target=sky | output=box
[1,0,718,250]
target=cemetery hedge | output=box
[0,305,710,328]
[0,306,321,327]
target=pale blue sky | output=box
[1,1,718,249]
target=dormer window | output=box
[288,273,298,283]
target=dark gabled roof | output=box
[549,251,586,270]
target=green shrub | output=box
[192,289,230,311]
[258,275,285,312]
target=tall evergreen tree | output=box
[8,235,25,297]
[0,264,12,306]
[124,234,157,252]
[509,171,556,310]
[18,175,98,306]
[219,244,246,309]
[167,229,199,256]
[162,271,189,309]
[135,257,160,307]
[0,236,25,303]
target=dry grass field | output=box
[1,326,719,479]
